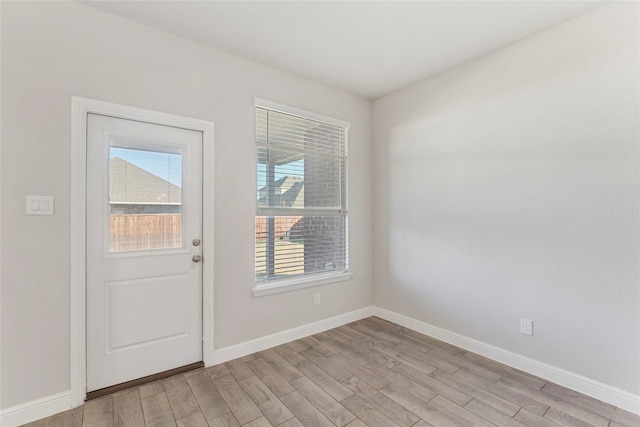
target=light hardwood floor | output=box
[23,317,640,427]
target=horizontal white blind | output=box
[256,107,346,156]
[255,105,348,283]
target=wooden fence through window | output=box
[255,216,303,241]
[110,214,182,252]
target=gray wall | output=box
[2,0,638,414]
[0,1,373,409]
[373,2,639,395]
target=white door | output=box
[86,113,203,392]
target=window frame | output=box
[253,98,351,297]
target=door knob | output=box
[192,255,201,263]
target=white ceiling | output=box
[83,1,606,100]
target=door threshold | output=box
[86,361,204,400]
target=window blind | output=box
[255,104,348,284]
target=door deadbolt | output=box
[192,238,201,247]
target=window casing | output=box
[255,99,349,295]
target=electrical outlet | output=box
[314,293,320,306]
[520,318,533,336]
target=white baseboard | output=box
[373,307,640,415]
[4,305,638,426]
[209,306,375,366]
[0,306,373,426]
[0,391,74,427]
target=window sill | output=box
[252,271,352,297]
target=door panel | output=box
[86,113,203,392]
[106,274,189,351]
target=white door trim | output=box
[70,96,215,406]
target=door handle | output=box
[192,255,201,263]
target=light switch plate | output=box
[26,195,54,215]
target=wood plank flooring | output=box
[22,317,640,427]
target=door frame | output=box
[70,97,215,406]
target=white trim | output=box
[253,271,352,297]
[373,308,640,415]
[70,97,215,404]
[0,1,3,422]
[254,97,351,129]
[211,306,374,364]
[201,112,215,367]
[256,207,345,216]
[5,306,639,423]
[1,307,372,425]
[0,392,73,427]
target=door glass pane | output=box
[109,144,183,252]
